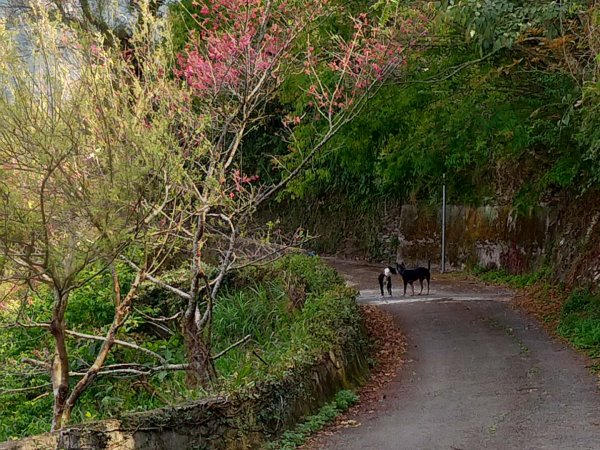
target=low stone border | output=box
[2,342,368,450]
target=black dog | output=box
[396,260,430,296]
[378,266,397,297]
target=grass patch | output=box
[264,390,359,450]
[557,289,600,361]
[472,265,552,289]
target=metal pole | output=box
[441,173,446,273]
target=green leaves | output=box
[0,255,361,440]
[558,289,600,358]
[445,0,562,55]
[266,389,359,449]
[276,1,589,208]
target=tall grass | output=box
[213,255,359,390]
[472,265,552,288]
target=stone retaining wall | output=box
[1,348,368,450]
[271,193,600,284]
[392,205,552,273]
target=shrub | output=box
[474,265,551,288]
[266,389,359,450]
[558,289,600,358]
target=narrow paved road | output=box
[319,259,600,450]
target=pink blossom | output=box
[175,0,426,132]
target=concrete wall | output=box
[294,194,600,285]
[263,199,554,274]
[389,205,552,273]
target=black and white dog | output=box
[378,266,398,297]
[396,260,431,296]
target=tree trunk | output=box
[60,270,143,425]
[183,212,217,387]
[50,289,70,431]
[182,311,216,387]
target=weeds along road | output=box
[319,259,600,450]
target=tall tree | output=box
[0,5,187,429]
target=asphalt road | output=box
[318,259,600,450]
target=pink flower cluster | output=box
[302,13,421,115]
[176,0,427,129]
[232,169,259,192]
[177,0,322,96]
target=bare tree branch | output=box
[212,334,251,361]
[122,257,191,300]
[9,322,167,363]
[0,384,52,394]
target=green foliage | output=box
[0,325,53,440]
[0,263,180,440]
[558,289,600,359]
[579,81,600,187]
[265,389,358,450]
[0,255,361,441]
[214,256,360,391]
[271,0,598,229]
[473,265,552,288]
[444,0,565,55]
[282,43,579,208]
[273,254,344,294]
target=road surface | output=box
[317,259,600,450]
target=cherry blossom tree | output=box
[0,0,426,411]
[166,0,427,386]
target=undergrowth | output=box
[558,289,600,363]
[0,254,360,441]
[264,389,358,450]
[472,265,552,288]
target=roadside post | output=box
[441,173,446,273]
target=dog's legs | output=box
[378,274,384,297]
[411,282,415,296]
[426,274,430,294]
[387,277,392,296]
[418,279,423,295]
[403,281,407,296]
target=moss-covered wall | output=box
[263,199,552,273]
[545,192,600,285]
[266,192,600,284]
[0,340,368,450]
[395,205,551,273]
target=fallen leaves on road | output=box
[511,284,600,372]
[301,304,407,448]
[511,283,566,332]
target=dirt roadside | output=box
[305,258,600,450]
